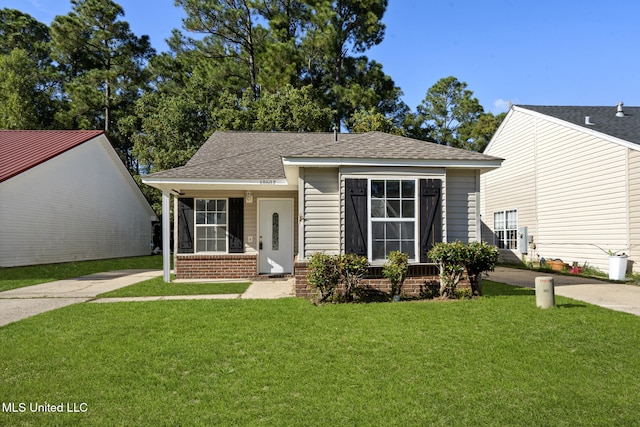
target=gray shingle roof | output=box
[146,131,502,181]
[518,105,640,145]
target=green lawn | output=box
[1,281,639,426]
[0,256,163,292]
[97,276,251,297]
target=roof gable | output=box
[517,105,640,146]
[0,130,104,182]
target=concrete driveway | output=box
[0,270,161,327]
[487,266,640,316]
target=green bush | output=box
[335,253,369,302]
[382,251,409,298]
[307,252,340,303]
[428,241,500,298]
[307,252,369,303]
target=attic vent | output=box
[585,115,594,125]
[616,102,625,117]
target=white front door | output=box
[258,199,294,274]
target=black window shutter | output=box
[228,197,244,253]
[345,178,368,256]
[177,198,194,253]
[420,179,442,262]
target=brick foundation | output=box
[176,254,258,279]
[295,261,466,298]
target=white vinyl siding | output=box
[628,150,640,269]
[0,136,155,267]
[483,108,630,271]
[303,168,340,257]
[446,169,479,242]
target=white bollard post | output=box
[535,277,555,309]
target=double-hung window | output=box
[369,179,417,261]
[195,199,227,252]
[494,210,517,249]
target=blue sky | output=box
[6,0,640,114]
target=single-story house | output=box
[0,130,157,267]
[481,103,640,274]
[142,131,503,296]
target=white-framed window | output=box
[195,199,227,252]
[369,178,418,261]
[494,210,517,249]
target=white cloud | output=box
[492,99,513,114]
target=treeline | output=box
[0,0,504,180]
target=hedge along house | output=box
[0,130,157,267]
[481,104,640,274]
[142,131,502,296]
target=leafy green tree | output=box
[0,49,58,129]
[416,76,484,148]
[255,0,310,91]
[177,0,265,100]
[127,48,219,172]
[348,107,402,135]
[302,0,390,128]
[0,9,61,128]
[51,0,155,170]
[466,112,506,152]
[253,85,334,131]
[0,8,51,63]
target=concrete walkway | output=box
[0,270,162,327]
[487,266,640,316]
[0,271,295,327]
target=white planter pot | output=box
[609,255,628,280]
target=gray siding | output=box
[446,169,479,243]
[303,168,340,257]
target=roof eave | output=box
[141,177,293,192]
[282,157,503,169]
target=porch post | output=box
[162,190,171,282]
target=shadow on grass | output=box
[483,280,535,297]
[557,303,587,309]
[484,281,588,309]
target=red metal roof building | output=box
[0,130,104,183]
[0,130,156,267]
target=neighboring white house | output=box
[142,131,503,296]
[481,104,640,274]
[0,130,157,267]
